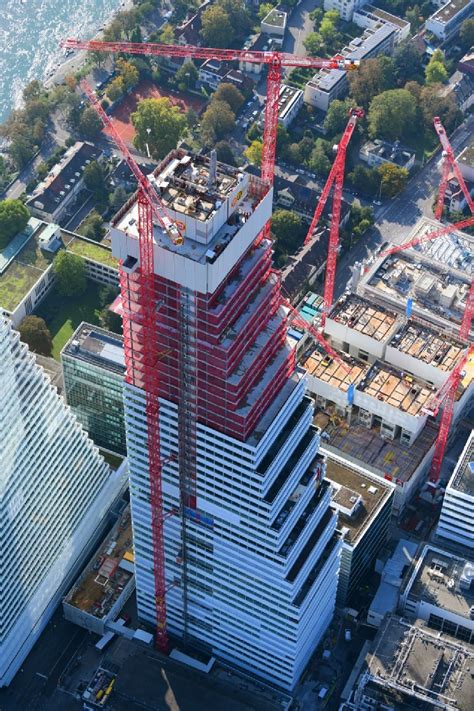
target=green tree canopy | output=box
[18,316,52,356]
[0,199,30,249]
[200,99,236,146]
[83,161,106,192]
[323,98,354,136]
[309,139,332,176]
[459,18,474,51]
[271,209,305,253]
[201,6,234,47]
[304,32,324,56]
[378,163,409,197]
[258,2,273,20]
[116,58,140,92]
[213,83,245,113]
[215,140,236,165]
[110,186,128,210]
[244,139,263,166]
[393,41,424,84]
[348,56,396,108]
[107,76,125,102]
[53,251,86,296]
[80,210,105,242]
[79,106,103,138]
[419,85,459,132]
[175,61,199,89]
[368,89,417,141]
[132,97,187,159]
[348,165,380,196]
[425,60,448,85]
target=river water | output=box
[0,0,125,124]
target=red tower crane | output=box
[302,108,364,323]
[63,38,359,190]
[423,345,473,485]
[79,79,186,651]
[433,116,474,220]
[460,280,474,341]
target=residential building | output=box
[442,171,474,212]
[198,59,231,90]
[110,149,342,690]
[261,8,287,38]
[304,24,396,111]
[436,432,474,550]
[400,544,474,643]
[0,312,127,687]
[367,539,418,627]
[326,458,394,604]
[439,69,474,111]
[324,0,368,22]
[240,33,278,75]
[0,218,118,327]
[277,84,304,128]
[62,323,126,456]
[303,292,472,513]
[359,139,416,171]
[175,0,210,46]
[343,616,474,711]
[353,4,410,41]
[27,142,103,223]
[458,142,474,182]
[426,0,473,41]
[63,504,135,635]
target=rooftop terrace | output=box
[326,458,393,545]
[315,408,438,483]
[329,293,399,341]
[64,506,134,620]
[62,322,125,375]
[364,616,474,711]
[408,546,474,620]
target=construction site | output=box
[44,30,474,703]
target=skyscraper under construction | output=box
[111,150,341,689]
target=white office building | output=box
[436,432,474,550]
[0,312,127,687]
[112,150,342,690]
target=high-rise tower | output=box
[111,151,341,689]
[0,313,127,687]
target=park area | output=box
[36,281,103,360]
[107,80,206,145]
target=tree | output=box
[200,99,236,145]
[218,0,251,40]
[18,316,52,356]
[175,61,199,90]
[213,83,245,113]
[425,61,448,85]
[244,139,263,166]
[258,2,273,20]
[368,89,417,141]
[0,199,30,249]
[271,210,305,253]
[117,58,139,92]
[201,6,234,47]
[405,4,423,33]
[106,76,125,102]
[378,163,409,198]
[309,139,331,176]
[53,251,86,296]
[323,98,354,136]
[80,210,105,241]
[110,185,128,210]
[348,56,396,108]
[79,106,103,138]
[304,32,324,56]
[393,41,424,85]
[83,161,106,192]
[101,306,123,334]
[215,141,236,165]
[159,23,175,45]
[23,80,45,103]
[132,98,187,159]
[459,18,474,51]
[348,165,380,196]
[419,86,459,132]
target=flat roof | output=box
[450,430,474,496]
[62,322,125,374]
[61,230,119,269]
[363,4,410,29]
[278,83,302,120]
[429,0,471,23]
[409,545,474,619]
[364,616,474,711]
[329,293,399,341]
[315,410,438,483]
[64,506,133,619]
[458,142,474,169]
[326,458,393,545]
[402,217,474,276]
[303,347,367,392]
[262,8,286,27]
[390,319,465,372]
[359,361,435,415]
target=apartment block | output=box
[323,0,368,22]
[426,0,473,41]
[0,312,127,686]
[61,323,126,456]
[436,431,474,550]
[110,150,341,690]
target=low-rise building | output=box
[326,457,394,604]
[353,4,410,41]
[458,142,474,182]
[400,544,474,643]
[426,0,473,41]
[261,8,287,38]
[27,142,103,223]
[436,431,474,550]
[343,616,474,711]
[198,58,231,90]
[359,139,416,171]
[442,171,474,212]
[62,323,126,456]
[324,0,368,22]
[367,539,418,627]
[277,83,303,128]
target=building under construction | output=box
[110,150,341,689]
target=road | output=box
[334,113,474,297]
[282,0,321,60]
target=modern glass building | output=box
[0,312,127,687]
[61,323,126,456]
[111,150,342,690]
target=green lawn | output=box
[36,281,103,360]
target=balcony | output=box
[257,397,312,475]
[281,488,332,566]
[292,533,340,607]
